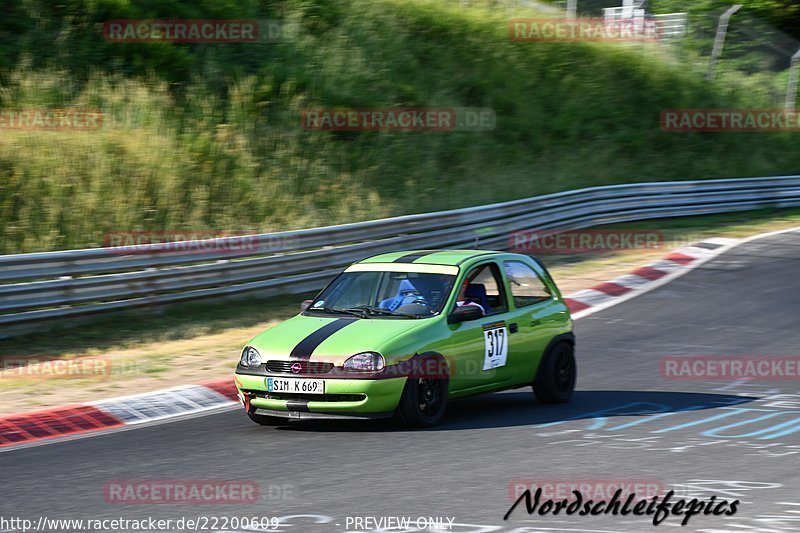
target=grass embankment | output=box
[1,208,799,415]
[0,0,799,254]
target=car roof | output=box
[356,249,508,267]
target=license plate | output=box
[266,377,325,394]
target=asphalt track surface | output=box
[3,231,800,533]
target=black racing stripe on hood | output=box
[394,250,441,263]
[289,318,358,360]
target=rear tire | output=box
[247,411,285,426]
[533,341,576,404]
[395,375,449,428]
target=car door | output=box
[445,261,517,394]
[501,259,568,386]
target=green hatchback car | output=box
[234,250,575,427]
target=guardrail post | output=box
[59,275,73,309]
[566,0,577,19]
[785,48,800,110]
[707,4,742,81]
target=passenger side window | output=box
[462,263,509,314]
[503,261,551,308]
[332,273,376,309]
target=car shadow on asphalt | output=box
[272,390,757,432]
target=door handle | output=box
[509,323,518,334]
[530,318,541,327]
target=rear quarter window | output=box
[503,260,552,308]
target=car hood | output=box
[247,314,430,364]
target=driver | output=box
[456,279,485,315]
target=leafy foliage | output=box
[0,0,798,254]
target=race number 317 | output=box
[483,323,508,370]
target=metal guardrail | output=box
[2,175,800,334]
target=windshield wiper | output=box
[309,306,367,318]
[346,306,425,319]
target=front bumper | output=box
[251,408,392,420]
[234,373,406,416]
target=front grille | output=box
[272,393,366,402]
[242,389,365,402]
[265,360,334,374]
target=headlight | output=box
[240,346,262,367]
[343,352,385,372]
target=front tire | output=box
[247,411,284,426]
[533,341,576,404]
[395,376,449,428]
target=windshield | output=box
[306,271,456,318]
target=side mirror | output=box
[300,299,313,312]
[447,305,483,324]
